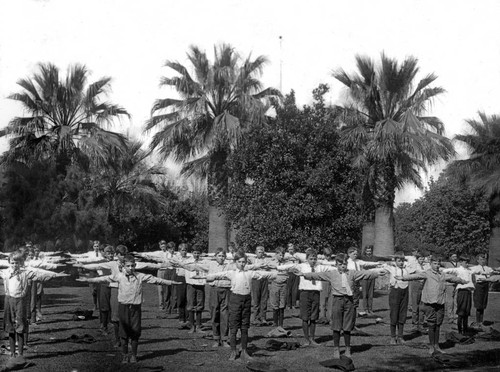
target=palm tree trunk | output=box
[208,204,228,253]
[361,221,375,250]
[374,205,395,256]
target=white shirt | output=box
[207,270,277,295]
[278,263,334,291]
[469,265,494,281]
[383,265,409,289]
[442,266,475,290]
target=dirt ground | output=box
[1,279,500,372]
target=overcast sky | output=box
[1,0,499,203]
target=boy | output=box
[172,243,192,328]
[1,250,68,358]
[382,252,410,344]
[248,246,272,325]
[205,250,278,361]
[442,256,475,334]
[175,245,207,333]
[395,255,467,354]
[360,245,377,316]
[78,254,181,363]
[469,253,496,328]
[295,253,386,358]
[284,243,303,310]
[278,249,335,346]
[268,247,289,328]
[407,251,429,333]
[442,252,459,323]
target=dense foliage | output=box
[224,86,362,252]
[394,175,490,257]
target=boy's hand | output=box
[394,275,403,280]
[57,272,70,277]
[75,277,88,282]
[170,281,183,285]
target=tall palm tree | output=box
[146,44,280,252]
[334,53,455,256]
[447,112,500,266]
[1,63,129,170]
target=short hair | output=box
[178,243,189,251]
[275,246,285,255]
[215,247,227,256]
[10,250,25,264]
[103,245,115,254]
[167,241,176,249]
[115,245,128,256]
[394,251,406,261]
[191,245,202,253]
[159,240,167,245]
[93,240,100,245]
[477,253,487,260]
[123,254,136,264]
[255,245,265,252]
[305,248,317,259]
[335,253,348,265]
[347,247,358,255]
[458,255,470,262]
[362,245,373,254]
[429,255,443,263]
[234,250,247,262]
[413,250,422,258]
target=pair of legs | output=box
[410,281,424,331]
[456,289,472,334]
[210,286,230,347]
[331,295,356,358]
[286,273,300,309]
[187,284,205,333]
[89,282,100,311]
[270,282,287,327]
[300,290,320,346]
[228,293,252,361]
[30,282,43,323]
[422,302,445,354]
[474,282,489,325]
[174,277,187,324]
[4,296,27,357]
[389,287,409,343]
[444,285,456,323]
[119,303,141,363]
[251,278,269,323]
[99,286,112,332]
[360,278,375,314]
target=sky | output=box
[1,0,500,204]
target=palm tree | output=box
[146,44,280,252]
[334,53,455,256]
[447,112,500,266]
[1,62,129,171]
[92,140,168,219]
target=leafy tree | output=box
[146,44,280,252]
[1,63,129,171]
[334,53,455,255]
[394,175,490,257]
[224,87,362,252]
[447,112,500,265]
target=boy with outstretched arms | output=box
[395,255,467,354]
[407,251,430,333]
[442,255,475,334]
[278,249,335,347]
[381,252,410,344]
[78,254,181,364]
[1,250,68,358]
[205,250,278,362]
[469,253,498,328]
[248,246,272,325]
[296,253,385,358]
[267,247,289,328]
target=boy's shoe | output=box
[344,346,352,357]
[310,340,321,347]
[396,337,406,345]
[240,350,254,363]
[121,355,129,364]
[228,350,238,361]
[434,345,446,354]
[129,355,137,363]
[390,337,397,345]
[358,311,367,317]
[221,340,230,348]
[188,327,196,334]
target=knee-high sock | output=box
[241,329,249,350]
[398,324,404,338]
[113,321,120,342]
[273,310,279,326]
[434,326,441,345]
[390,325,397,338]
[279,308,285,327]
[17,333,25,356]
[196,311,202,327]
[302,321,309,340]
[230,329,237,351]
[344,331,351,347]
[428,325,436,345]
[131,339,138,356]
[310,321,316,339]
[9,333,15,356]
[333,331,341,347]
[121,337,128,355]
[188,311,195,327]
